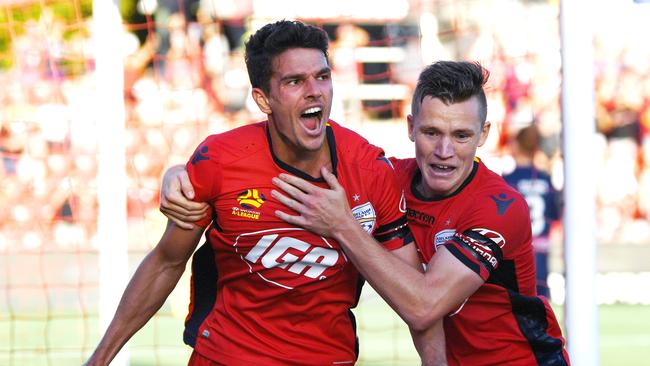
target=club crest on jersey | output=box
[471,228,506,248]
[434,229,456,249]
[351,202,376,233]
[232,189,266,220]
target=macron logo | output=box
[191,146,209,165]
[490,193,514,216]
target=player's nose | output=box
[304,77,323,99]
[434,136,454,159]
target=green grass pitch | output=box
[1,297,649,365]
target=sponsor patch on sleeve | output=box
[434,229,456,250]
[444,229,504,281]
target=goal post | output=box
[93,0,129,364]
[559,0,599,364]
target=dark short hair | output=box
[515,124,541,154]
[245,20,330,93]
[411,61,489,126]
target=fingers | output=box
[271,190,309,228]
[270,189,307,214]
[161,205,208,221]
[160,201,207,227]
[271,176,310,202]
[162,166,202,208]
[274,173,317,194]
[161,189,209,215]
[167,192,209,212]
[164,214,197,230]
[320,167,342,191]
[160,165,208,217]
[179,169,195,200]
[274,209,305,227]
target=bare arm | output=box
[411,319,446,366]
[159,164,209,229]
[271,168,484,332]
[392,245,447,365]
[85,222,204,365]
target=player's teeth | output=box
[303,107,321,114]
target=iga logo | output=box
[351,202,376,233]
[235,228,346,289]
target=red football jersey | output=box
[392,157,570,366]
[184,120,410,365]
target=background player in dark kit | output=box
[503,124,561,298]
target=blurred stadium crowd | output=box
[1,0,649,259]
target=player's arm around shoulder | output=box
[160,164,210,229]
[85,222,204,366]
[159,135,224,229]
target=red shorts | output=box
[188,351,225,366]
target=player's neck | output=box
[284,145,332,178]
[514,154,534,166]
[268,129,332,179]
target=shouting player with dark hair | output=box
[162,61,571,365]
[85,20,442,366]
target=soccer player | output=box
[85,20,442,366]
[162,61,571,365]
[503,124,561,299]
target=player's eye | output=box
[455,131,472,140]
[423,129,438,136]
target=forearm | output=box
[87,250,187,365]
[270,169,478,333]
[410,320,447,366]
[333,221,442,331]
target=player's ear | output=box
[252,88,272,114]
[407,114,415,142]
[478,121,491,147]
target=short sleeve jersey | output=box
[391,157,570,366]
[184,120,410,365]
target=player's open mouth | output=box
[300,106,323,132]
[430,164,455,173]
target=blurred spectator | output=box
[200,15,230,109]
[330,23,369,123]
[164,13,203,90]
[124,30,158,101]
[2,0,650,252]
[152,0,201,72]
